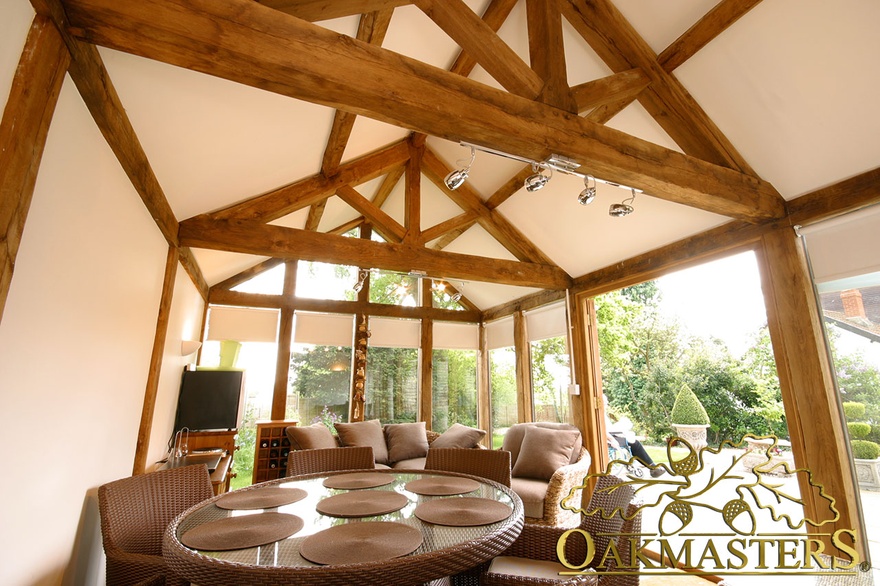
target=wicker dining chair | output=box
[98,464,214,586]
[425,447,512,487]
[286,445,375,476]
[481,475,641,586]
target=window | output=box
[432,322,479,432]
[366,317,420,423]
[487,317,516,447]
[530,336,571,423]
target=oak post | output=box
[757,226,864,558]
[513,310,534,422]
[133,245,179,475]
[271,260,297,421]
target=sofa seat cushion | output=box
[385,422,429,463]
[510,477,549,519]
[374,462,392,470]
[335,419,390,465]
[391,457,427,470]
[487,556,598,584]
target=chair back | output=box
[98,464,213,584]
[286,446,375,476]
[580,474,637,570]
[425,447,511,487]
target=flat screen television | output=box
[173,369,245,432]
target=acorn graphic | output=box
[659,501,693,535]
[669,443,699,476]
[722,499,756,535]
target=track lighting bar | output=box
[459,142,644,194]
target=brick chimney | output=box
[840,289,867,318]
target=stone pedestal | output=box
[671,424,709,450]
[854,458,880,490]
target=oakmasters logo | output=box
[557,435,867,579]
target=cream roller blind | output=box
[206,306,279,342]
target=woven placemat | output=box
[322,472,394,489]
[405,477,480,496]
[180,512,304,551]
[299,521,423,565]
[316,490,409,518]
[414,497,511,526]
[216,487,307,510]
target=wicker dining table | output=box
[162,468,524,586]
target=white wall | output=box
[0,4,205,584]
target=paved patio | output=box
[620,447,878,585]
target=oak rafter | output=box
[62,0,784,222]
[179,215,573,290]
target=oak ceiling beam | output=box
[179,215,572,289]
[658,0,764,72]
[33,0,181,246]
[0,16,69,325]
[561,0,757,176]
[525,0,577,112]
[420,212,477,245]
[209,141,410,222]
[320,9,393,174]
[255,0,412,22]
[786,167,880,227]
[448,0,518,78]
[63,0,785,223]
[336,185,406,242]
[421,148,559,266]
[415,0,544,100]
[570,68,651,114]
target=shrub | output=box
[847,421,872,439]
[842,401,866,420]
[851,440,880,460]
[670,384,710,426]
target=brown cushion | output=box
[502,422,582,466]
[285,424,337,451]
[335,419,389,465]
[384,422,429,463]
[511,425,580,481]
[431,423,487,449]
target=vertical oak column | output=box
[758,226,863,558]
[513,310,534,422]
[571,294,608,475]
[271,259,297,421]
[419,280,434,428]
[478,323,491,446]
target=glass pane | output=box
[431,280,466,310]
[288,344,352,431]
[369,270,419,306]
[431,349,478,432]
[231,263,285,295]
[365,347,418,423]
[198,340,278,489]
[295,260,358,300]
[489,346,517,449]
[530,336,571,423]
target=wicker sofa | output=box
[285,420,487,470]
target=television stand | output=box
[181,429,239,494]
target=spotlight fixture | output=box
[577,175,597,205]
[609,189,637,217]
[455,142,645,215]
[443,145,476,191]
[351,268,369,293]
[524,164,551,192]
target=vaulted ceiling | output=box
[34,0,880,310]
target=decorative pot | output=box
[854,457,880,490]
[671,424,709,450]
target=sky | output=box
[656,251,768,357]
[656,251,880,368]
